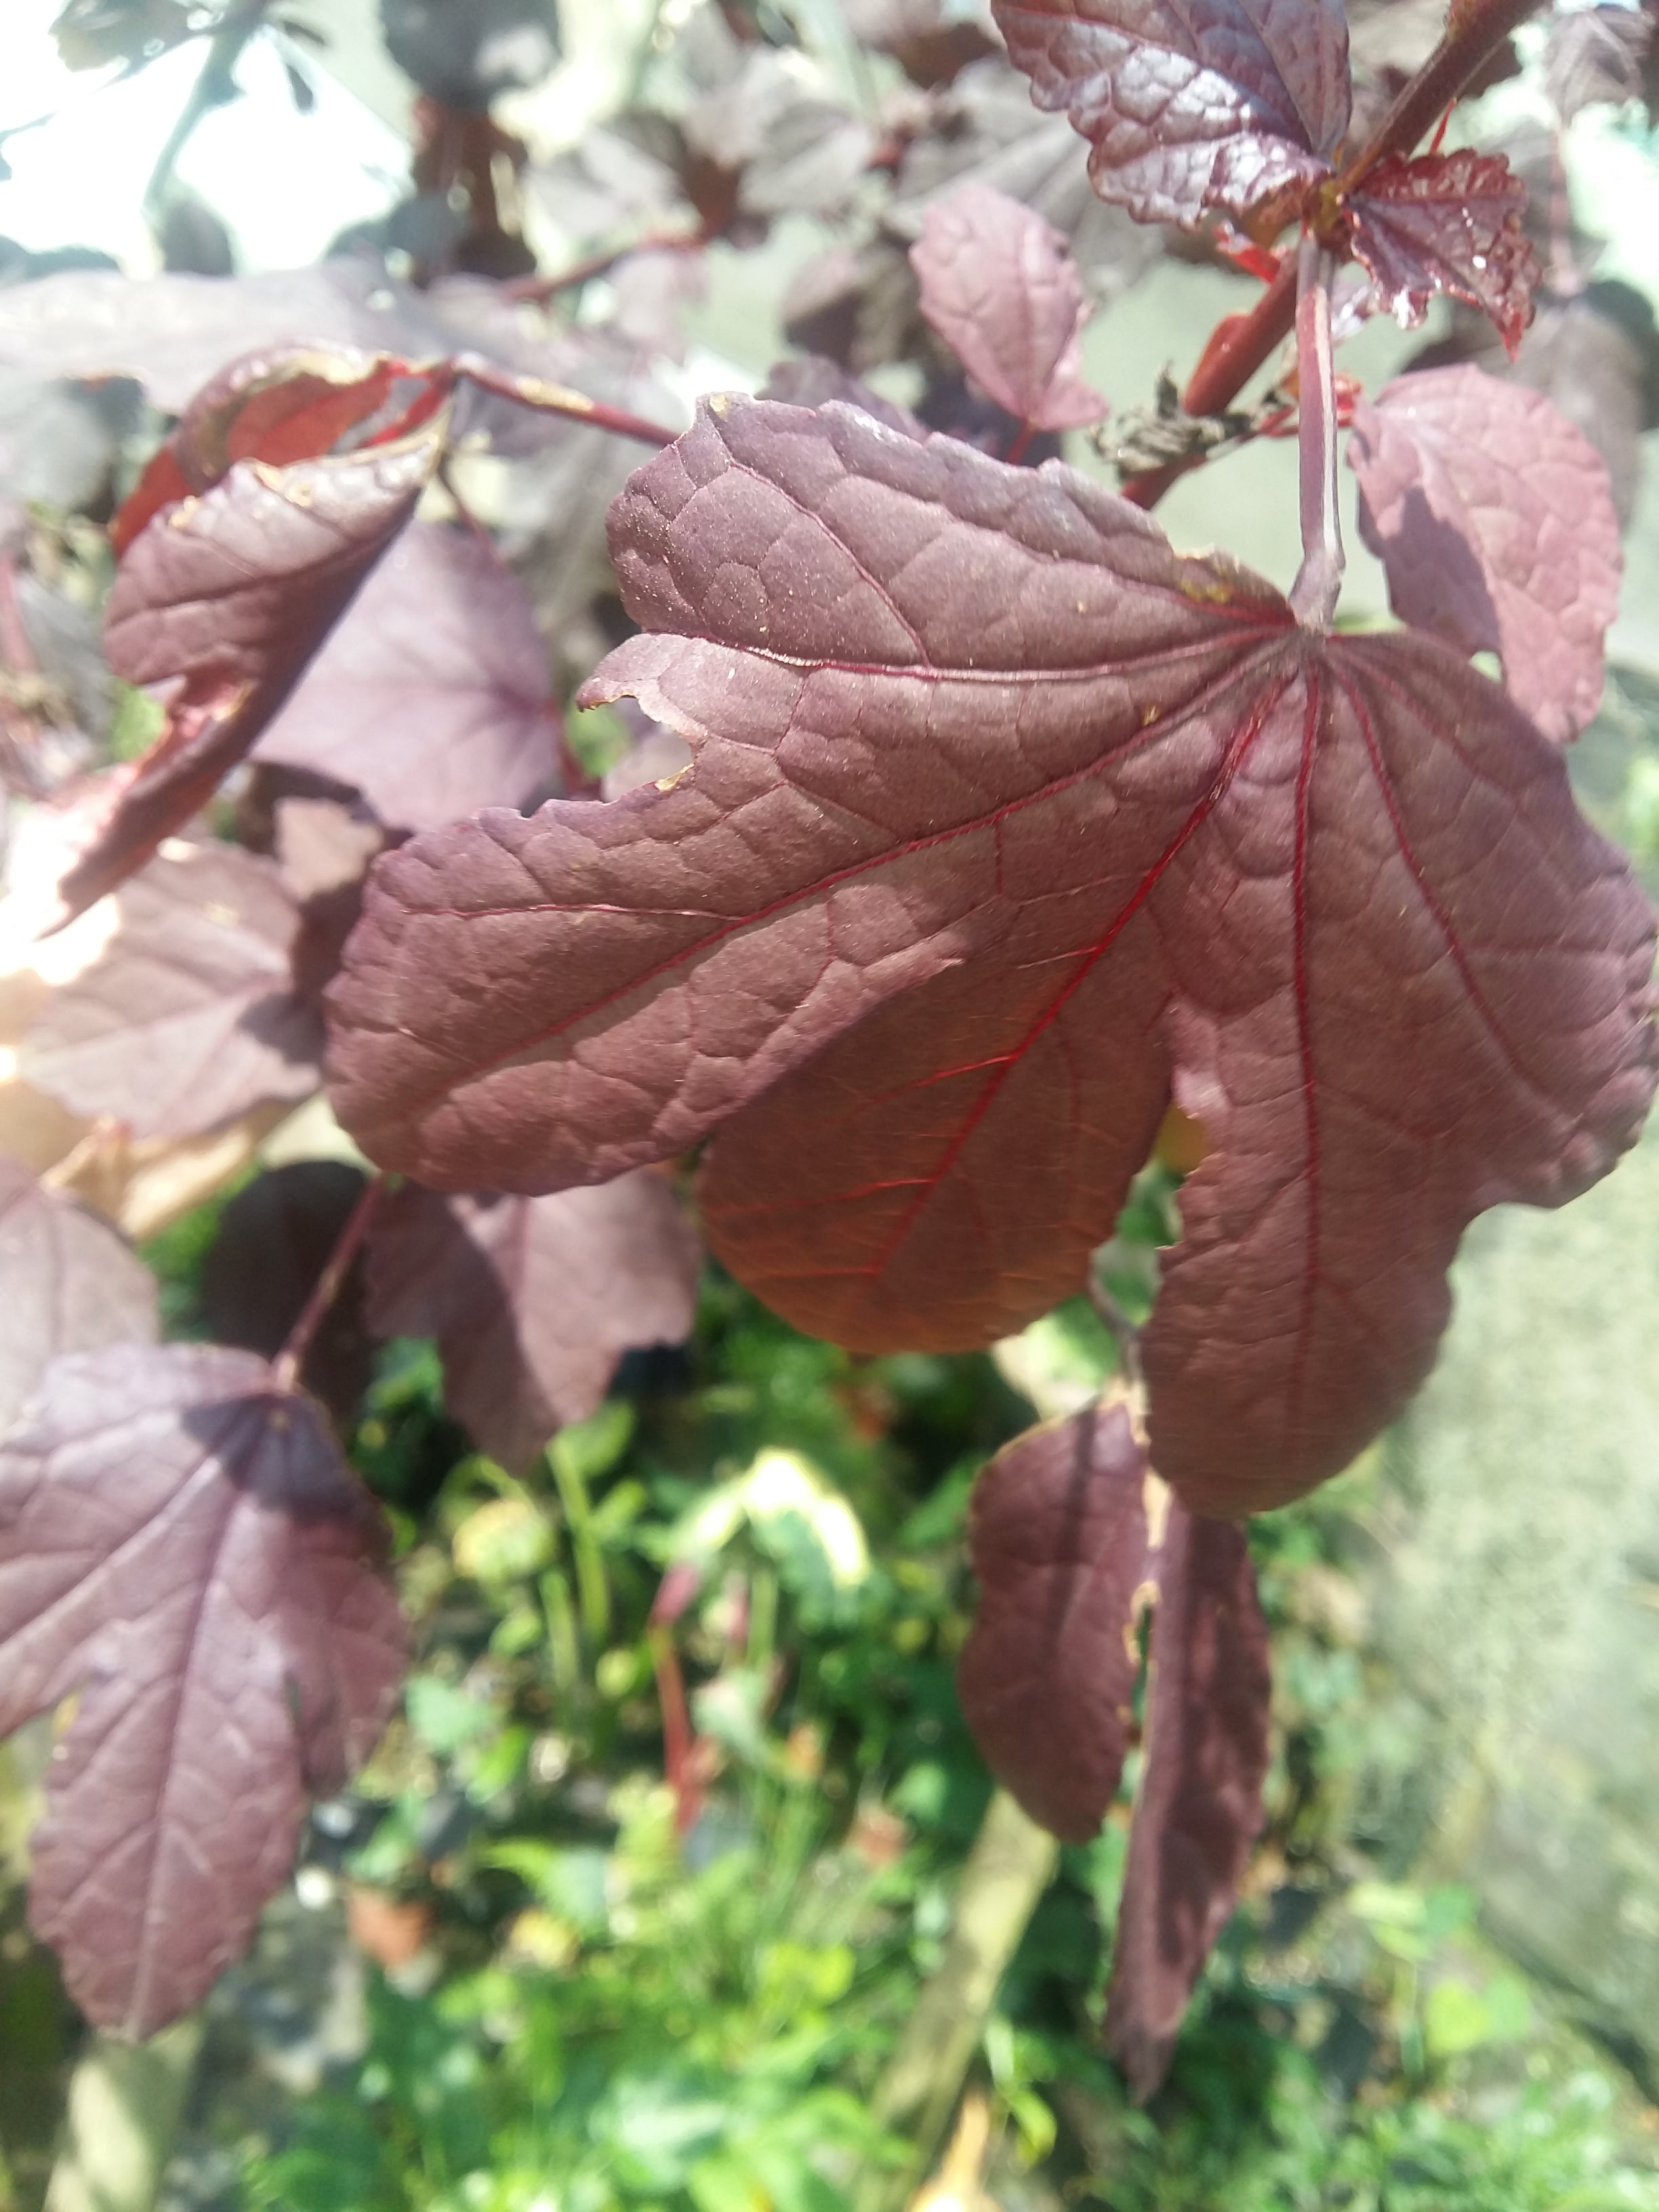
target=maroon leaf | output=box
[255,522,561,834]
[22,837,323,1141]
[49,350,448,925]
[1348,150,1540,357]
[326,398,1655,1513]
[1544,5,1652,122]
[0,1343,406,2034]
[201,1164,375,1429]
[956,1401,1150,1841]
[991,0,1350,226]
[760,355,926,439]
[1103,1502,1270,2099]
[0,1158,158,1431]
[842,0,998,85]
[1347,364,1621,744]
[911,184,1107,432]
[365,1172,700,1473]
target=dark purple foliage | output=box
[365,1172,701,1473]
[0,1157,158,1429]
[327,396,1656,1515]
[0,1344,406,2036]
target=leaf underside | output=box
[0,1344,406,2037]
[327,398,1656,1515]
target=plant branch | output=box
[272,1172,384,1394]
[1086,1267,1145,1397]
[1288,233,1343,630]
[505,228,703,304]
[1122,0,1551,511]
[1337,0,1552,194]
[451,354,680,447]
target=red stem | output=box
[452,353,680,447]
[272,1173,384,1393]
[649,1626,705,1838]
[1122,0,1551,511]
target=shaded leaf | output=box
[1103,1504,1270,2099]
[327,398,1656,1514]
[201,1164,375,1429]
[1348,364,1621,743]
[1348,150,1539,357]
[1544,4,1651,121]
[0,1156,157,1431]
[256,521,561,834]
[0,1343,406,2035]
[842,0,998,85]
[991,0,1350,226]
[22,837,323,1140]
[760,356,926,438]
[956,1401,1149,1841]
[380,0,560,108]
[912,184,1107,431]
[53,350,447,922]
[365,1172,701,1473]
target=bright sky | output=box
[0,0,407,272]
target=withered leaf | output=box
[1348,363,1621,744]
[0,1155,158,1431]
[22,837,323,1141]
[257,521,562,834]
[0,1343,406,2036]
[327,398,1656,1514]
[365,1172,701,1473]
[912,183,1107,432]
[1103,1502,1270,2100]
[956,1400,1150,1841]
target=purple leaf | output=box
[1103,1503,1270,2099]
[256,522,562,834]
[1544,5,1652,122]
[0,1158,158,1431]
[50,350,447,923]
[0,1343,406,2035]
[201,1164,375,1429]
[991,0,1351,226]
[760,356,927,439]
[22,837,323,1141]
[1348,151,1540,357]
[365,1172,700,1473]
[956,1401,1150,1841]
[912,184,1107,432]
[1348,364,1621,744]
[326,398,1655,1514]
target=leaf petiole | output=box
[272,1172,386,1394]
[1288,231,1343,632]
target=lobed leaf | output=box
[911,183,1107,432]
[1544,4,1652,123]
[991,0,1350,227]
[1347,151,1539,358]
[256,521,562,834]
[22,837,323,1140]
[0,1343,406,2036]
[0,1158,158,1431]
[327,398,1656,1513]
[50,349,447,924]
[1347,364,1621,745]
[956,1401,1150,1841]
[1103,1501,1271,2099]
[365,1172,701,1474]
